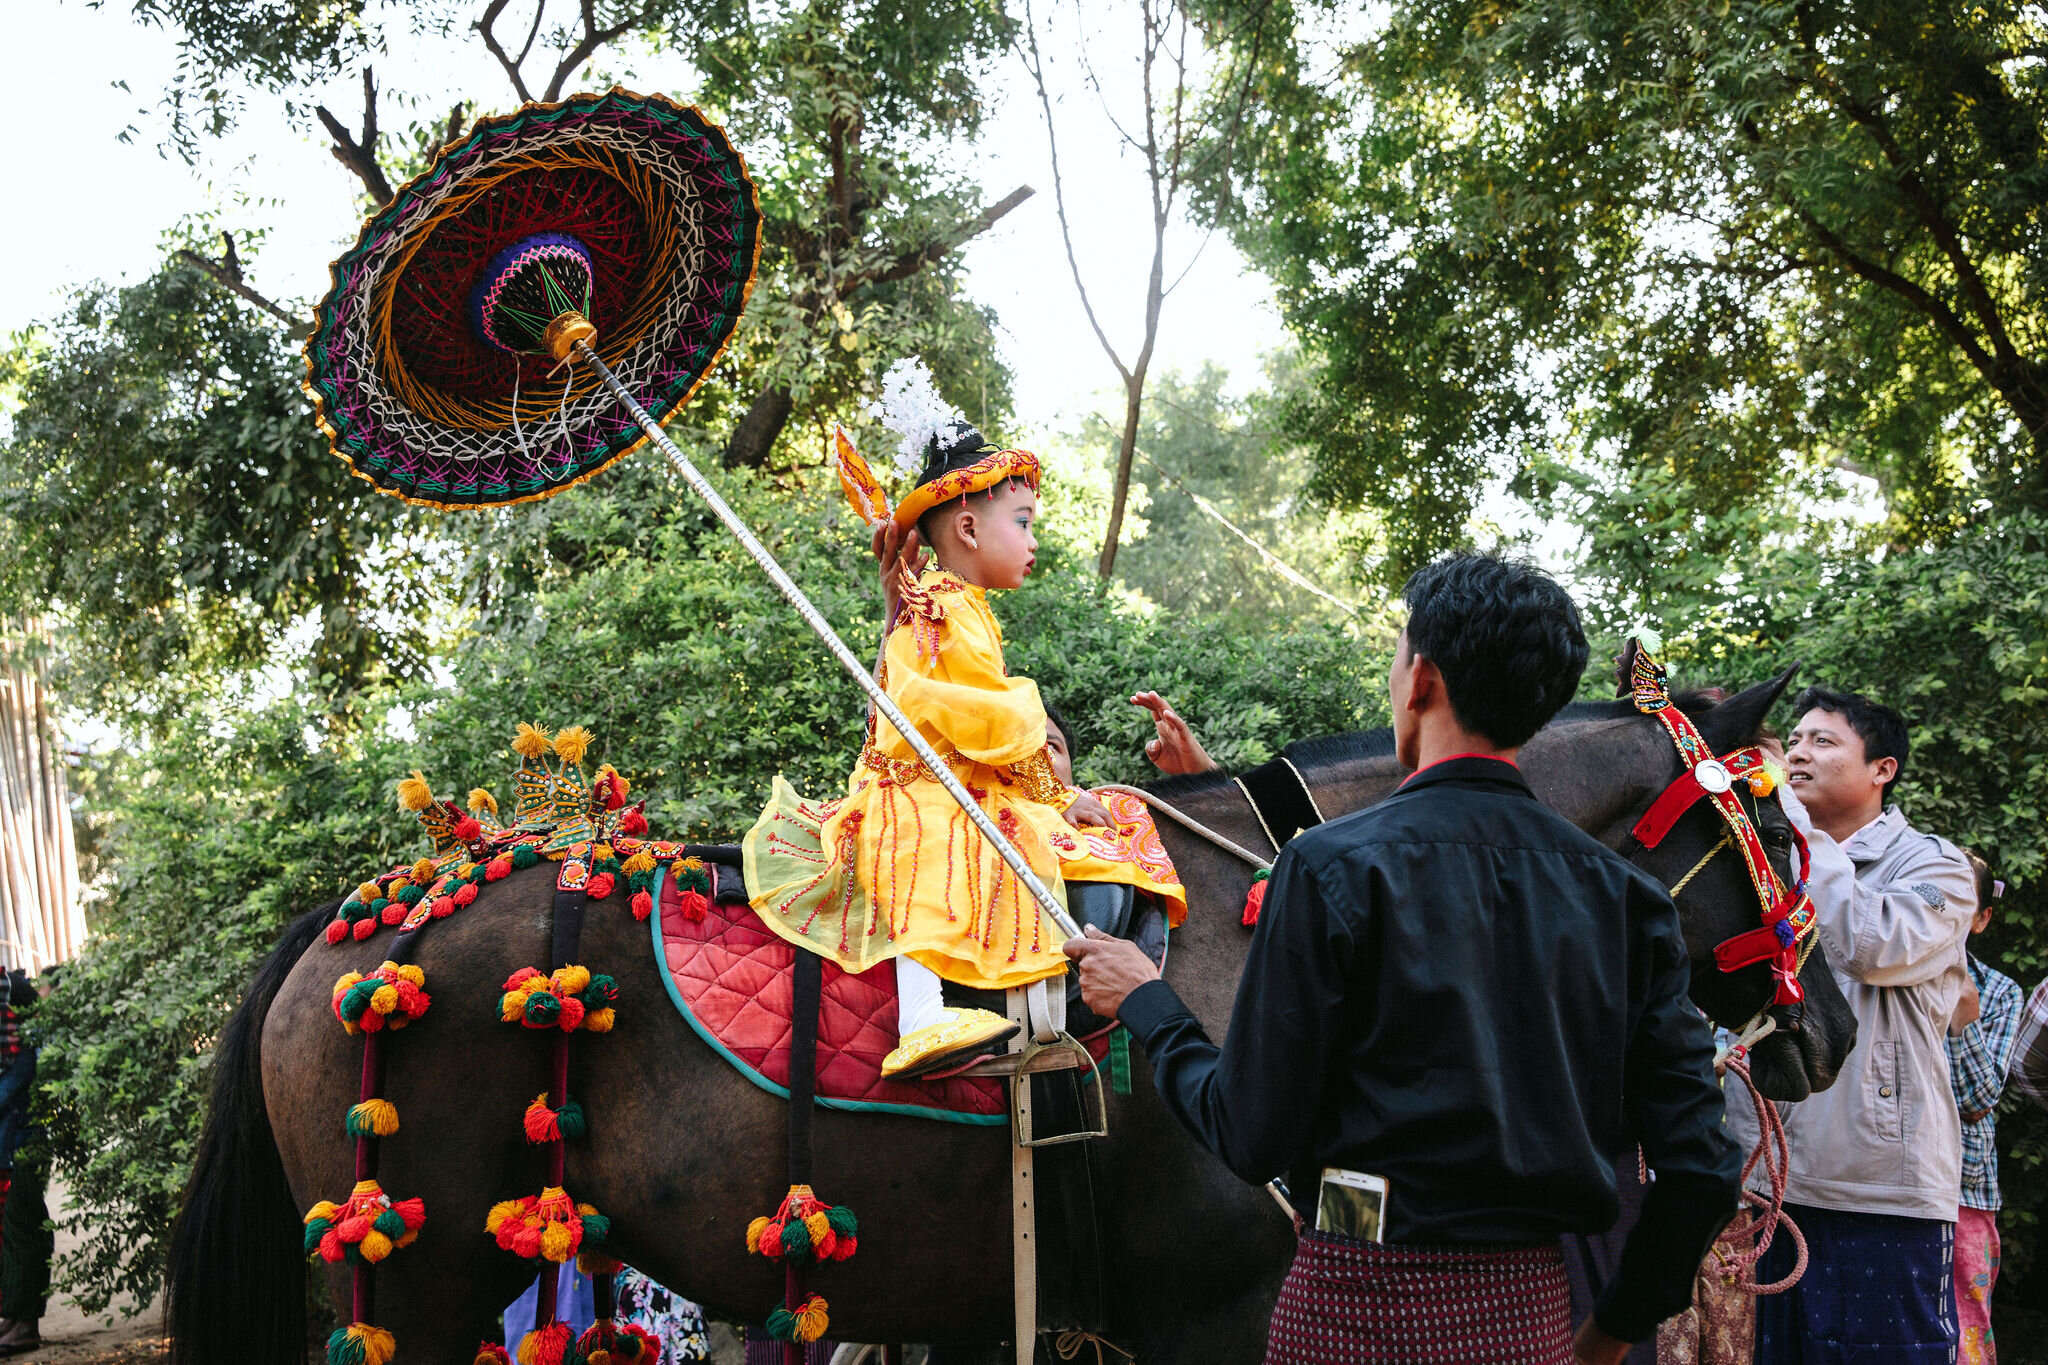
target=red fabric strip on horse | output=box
[1264,1231,1572,1365]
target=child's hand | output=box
[1130,692,1219,774]
[1064,792,1115,829]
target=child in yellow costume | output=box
[744,383,1114,1079]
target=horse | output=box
[168,669,1855,1364]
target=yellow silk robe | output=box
[743,570,1076,991]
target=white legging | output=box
[894,955,949,1037]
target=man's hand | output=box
[1064,791,1115,829]
[1062,925,1161,1019]
[871,520,927,626]
[1572,1317,1631,1365]
[1131,692,1219,775]
[1953,977,1982,1035]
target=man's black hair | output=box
[1792,685,1909,803]
[1043,702,1079,758]
[1400,552,1589,749]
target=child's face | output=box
[952,480,1039,590]
[1045,719,1074,785]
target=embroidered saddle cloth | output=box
[652,859,1162,1125]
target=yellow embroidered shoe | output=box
[881,1008,1020,1080]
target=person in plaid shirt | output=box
[2014,977,2048,1108]
[1948,854,2022,1365]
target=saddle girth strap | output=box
[784,946,823,1365]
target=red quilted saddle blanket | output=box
[652,865,1010,1124]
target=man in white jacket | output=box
[1732,687,1976,1364]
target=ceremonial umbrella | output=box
[304,87,1080,941]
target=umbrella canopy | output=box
[303,88,762,509]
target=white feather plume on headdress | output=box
[869,356,965,478]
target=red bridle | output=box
[1629,645,1815,1007]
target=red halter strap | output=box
[1629,647,1814,1007]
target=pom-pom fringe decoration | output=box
[326,1322,397,1365]
[499,965,618,1033]
[743,1184,858,1265]
[473,1345,515,1365]
[332,963,431,1035]
[523,1092,588,1144]
[485,1185,611,1264]
[345,1097,400,1139]
[766,1292,831,1345]
[516,1320,575,1365]
[579,1321,660,1365]
[1241,868,1270,927]
[303,1179,426,1265]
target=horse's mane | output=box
[1138,691,1727,796]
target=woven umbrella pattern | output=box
[303,88,763,509]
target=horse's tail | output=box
[167,900,335,1365]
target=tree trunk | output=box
[723,384,796,469]
[1097,371,1147,579]
[0,625,82,973]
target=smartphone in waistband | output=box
[1314,1167,1389,1243]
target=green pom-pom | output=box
[765,1308,797,1342]
[824,1204,858,1237]
[524,992,562,1026]
[326,1325,368,1365]
[595,857,621,878]
[583,976,618,1008]
[397,885,425,906]
[677,866,711,893]
[342,978,381,1020]
[780,1218,813,1259]
[346,901,375,924]
[581,1211,611,1245]
[628,869,654,892]
[303,1218,332,1256]
[557,1098,588,1141]
[512,843,539,869]
[373,1208,408,1239]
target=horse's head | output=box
[1522,667,1855,1101]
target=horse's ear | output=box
[1696,662,1802,752]
[1612,640,1640,698]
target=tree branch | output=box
[480,0,541,104]
[1796,206,1997,374]
[315,68,393,205]
[1021,0,1131,384]
[176,236,301,331]
[544,0,660,102]
[863,185,1037,287]
[425,103,468,162]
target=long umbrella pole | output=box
[575,341,1084,945]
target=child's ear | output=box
[954,505,979,549]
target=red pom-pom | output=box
[630,889,653,921]
[834,1234,857,1260]
[325,920,349,944]
[586,873,615,900]
[557,996,587,1031]
[454,816,482,842]
[319,1228,344,1262]
[678,889,708,923]
[620,809,649,836]
[486,855,513,881]
[380,903,408,926]
[352,918,378,942]
[1241,876,1267,927]
[503,967,543,990]
[429,896,457,918]
[454,882,479,907]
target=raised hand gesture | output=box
[1130,692,1219,775]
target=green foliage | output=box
[0,263,436,724]
[35,471,1384,1305]
[1197,0,2048,584]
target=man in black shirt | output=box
[1066,553,1741,1364]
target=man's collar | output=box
[1396,753,1534,797]
[1839,805,1907,861]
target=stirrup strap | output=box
[1025,978,1063,1045]
[1007,987,1038,1364]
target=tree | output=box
[1019,0,1275,578]
[1196,0,2048,587]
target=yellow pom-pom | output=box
[553,965,592,996]
[500,993,527,1024]
[553,725,593,767]
[794,1295,830,1343]
[395,963,426,987]
[584,1008,615,1034]
[621,851,656,876]
[412,857,437,883]
[333,971,365,995]
[347,1324,397,1365]
[370,983,399,1015]
[1747,767,1778,798]
[745,1216,770,1253]
[396,771,435,813]
[486,1200,522,1235]
[305,1200,343,1225]
[386,877,411,898]
[591,844,614,863]
[513,722,554,760]
[350,1098,400,1137]
[356,881,382,904]
[804,1210,831,1244]
[358,1229,394,1263]
[540,1220,575,1262]
[468,787,499,816]
[457,862,478,878]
